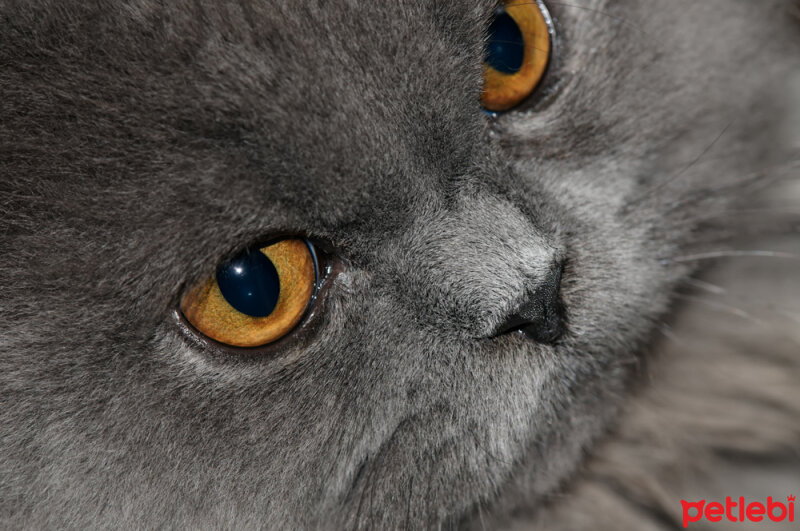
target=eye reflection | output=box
[216,250,280,318]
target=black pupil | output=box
[216,249,280,318]
[485,8,525,74]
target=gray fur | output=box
[1,0,798,529]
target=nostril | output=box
[492,263,566,344]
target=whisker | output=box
[637,153,800,221]
[673,294,763,324]
[629,121,734,206]
[663,250,800,264]
[679,277,800,324]
[499,1,661,49]
[680,277,726,295]
[672,208,800,225]
[476,499,488,531]
[658,322,688,347]
[547,2,650,37]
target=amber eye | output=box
[180,239,318,348]
[481,0,551,112]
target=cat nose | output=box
[491,263,565,344]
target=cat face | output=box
[1,0,797,527]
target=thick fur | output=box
[1,1,798,529]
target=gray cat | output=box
[1,1,799,529]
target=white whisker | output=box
[679,278,800,324]
[658,322,688,348]
[680,277,726,295]
[673,294,763,324]
[664,250,800,264]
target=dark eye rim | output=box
[483,0,561,116]
[173,237,340,361]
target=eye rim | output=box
[481,0,556,114]
[175,237,338,359]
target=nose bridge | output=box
[393,194,563,337]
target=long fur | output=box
[1,1,798,529]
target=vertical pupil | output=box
[485,8,525,74]
[216,249,280,317]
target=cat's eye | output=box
[481,0,551,112]
[180,239,318,348]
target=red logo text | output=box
[681,496,795,528]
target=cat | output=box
[1,0,799,529]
